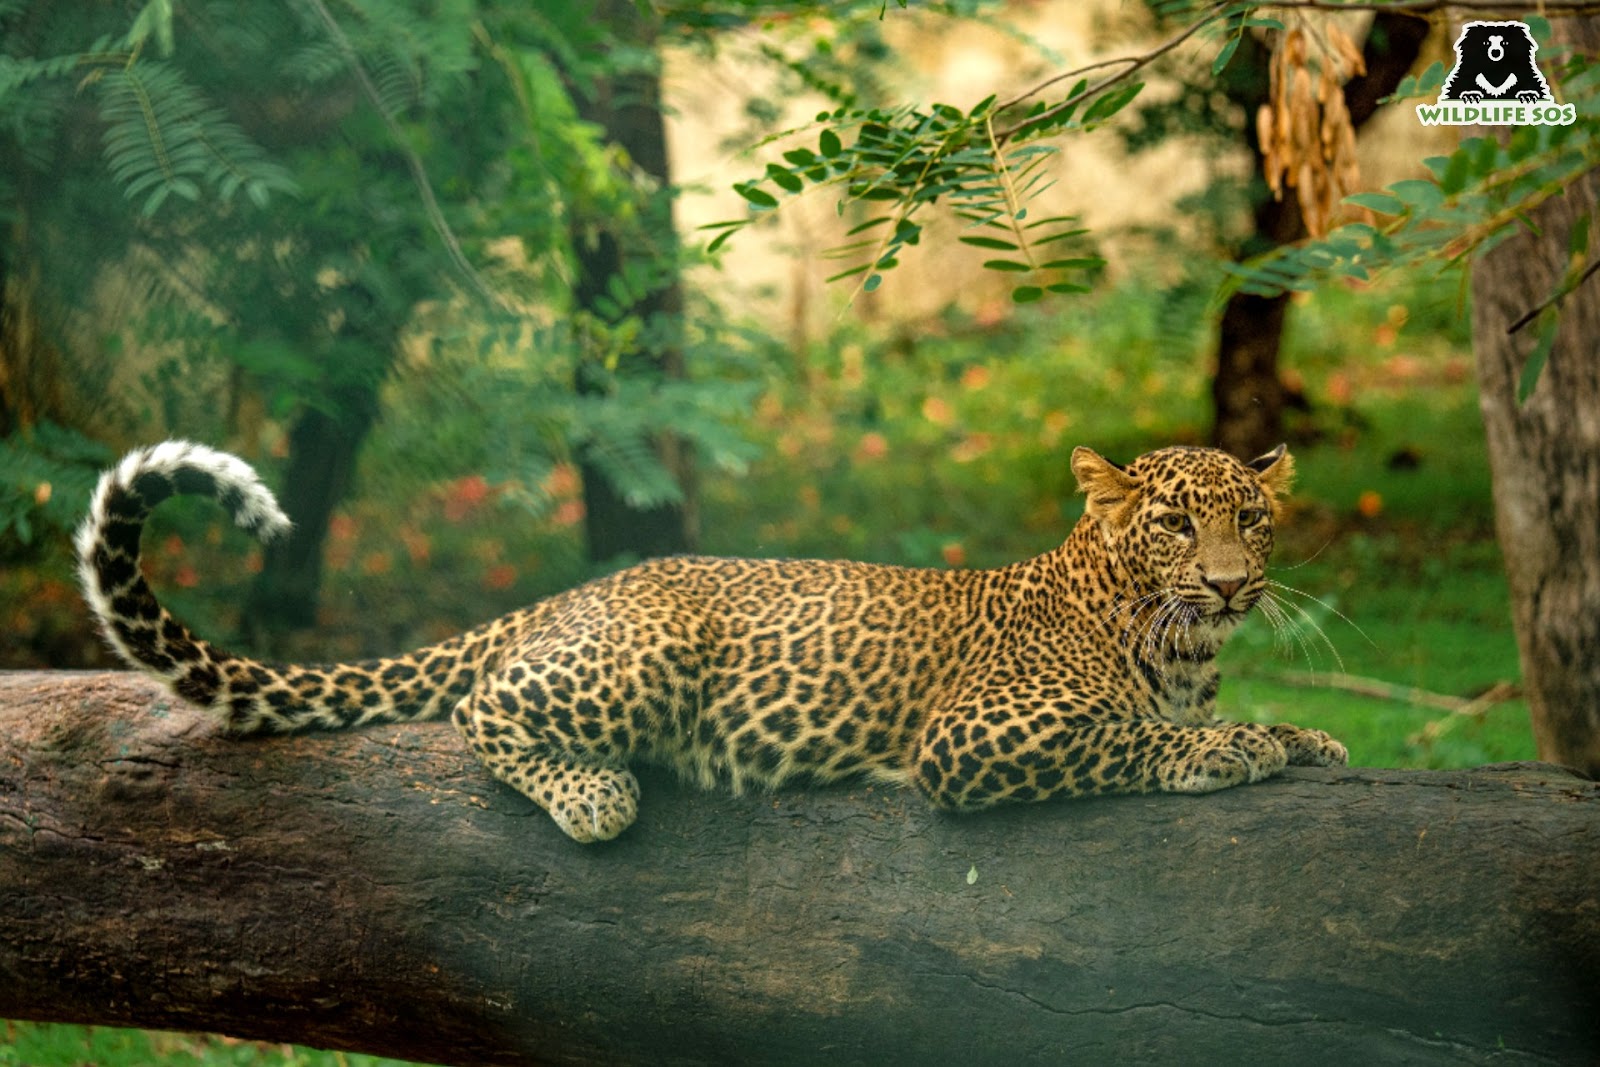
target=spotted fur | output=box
[78,440,1347,842]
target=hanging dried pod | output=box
[1256,20,1367,237]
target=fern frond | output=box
[95,61,298,216]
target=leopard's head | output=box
[1071,444,1294,629]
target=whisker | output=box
[1258,593,1318,671]
[1267,578,1375,649]
[1273,535,1337,571]
[1264,589,1347,674]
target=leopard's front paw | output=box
[1268,723,1349,767]
[1167,729,1288,793]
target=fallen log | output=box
[1,670,1596,1066]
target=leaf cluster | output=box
[705,85,1128,303]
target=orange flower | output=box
[483,563,518,591]
[941,542,967,568]
[1357,490,1383,518]
[444,474,492,522]
[543,462,582,499]
[855,432,890,462]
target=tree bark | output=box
[2,671,1597,1066]
[1211,14,1430,458]
[1470,16,1600,778]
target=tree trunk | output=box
[1470,17,1600,778]
[569,1,694,564]
[242,395,378,643]
[1211,14,1430,458]
[3,670,1597,1066]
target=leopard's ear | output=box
[1072,446,1139,527]
[1248,444,1295,500]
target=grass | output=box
[0,1022,438,1067]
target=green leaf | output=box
[959,236,1019,250]
[706,227,740,254]
[1345,192,1404,215]
[845,216,894,236]
[1011,285,1044,303]
[820,128,843,158]
[734,182,778,208]
[1081,81,1144,126]
[766,164,803,193]
[1040,257,1104,270]
[1212,33,1241,76]
[825,263,873,283]
[1517,309,1558,403]
[863,272,883,292]
[1390,179,1443,211]
[1567,210,1592,260]
[983,259,1032,273]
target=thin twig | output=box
[995,7,1227,144]
[1268,671,1521,715]
[1507,255,1600,334]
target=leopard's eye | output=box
[1157,513,1192,535]
[1238,507,1267,530]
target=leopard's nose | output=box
[1205,575,1244,600]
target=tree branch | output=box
[995,0,1600,145]
[4,670,1599,1065]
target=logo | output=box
[1416,21,1575,127]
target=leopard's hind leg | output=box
[452,669,641,843]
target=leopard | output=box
[76,439,1348,843]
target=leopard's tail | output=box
[76,441,503,735]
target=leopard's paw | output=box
[1166,729,1288,793]
[546,767,642,843]
[1268,724,1349,768]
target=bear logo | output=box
[1439,21,1551,104]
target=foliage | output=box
[0,423,112,552]
[707,95,1114,304]
[1219,14,1597,388]
[709,0,1597,374]
[0,1,773,553]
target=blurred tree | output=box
[1468,15,1600,778]
[1207,12,1429,459]
[569,0,693,560]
